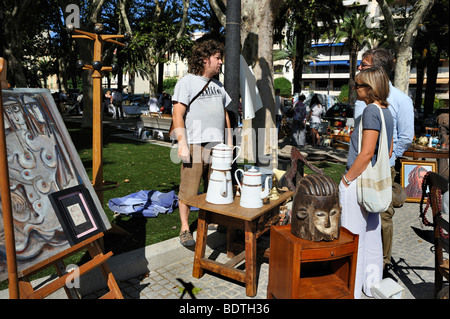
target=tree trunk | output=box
[117,67,124,91]
[393,45,413,94]
[211,0,285,164]
[58,60,69,92]
[157,62,164,94]
[348,44,358,106]
[414,48,427,110]
[240,0,284,167]
[1,0,32,87]
[79,42,94,128]
[423,48,440,117]
[293,30,305,94]
[147,63,158,96]
[377,0,434,94]
[58,0,105,128]
[4,48,27,87]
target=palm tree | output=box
[329,8,373,106]
[37,59,57,88]
[273,36,318,85]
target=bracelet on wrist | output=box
[343,175,352,185]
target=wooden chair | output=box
[425,126,439,137]
[426,172,449,298]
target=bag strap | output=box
[188,78,212,107]
[169,78,212,138]
[358,104,388,156]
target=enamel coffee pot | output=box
[235,167,270,208]
[205,168,234,204]
[210,143,241,170]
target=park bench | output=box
[123,104,149,117]
[137,112,173,141]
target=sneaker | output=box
[179,230,195,246]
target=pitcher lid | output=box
[213,143,230,150]
[245,167,261,175]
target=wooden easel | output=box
[0,58,122,299]
[18,233,123,299]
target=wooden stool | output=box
[267,224,358,299]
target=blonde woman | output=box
[339,67,394,298]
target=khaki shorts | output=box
[178,143,217,202]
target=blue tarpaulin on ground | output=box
[108,190,179,217]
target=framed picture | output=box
[401,160,437,203]
[49,185,106,245]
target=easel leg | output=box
[18,279,34,299]
[54,261,80,299]
[87,240,123,299]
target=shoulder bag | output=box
[169,78,212,140]
[356,104,392,213]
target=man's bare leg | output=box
[179,201,191,232]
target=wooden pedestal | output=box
[267,224,358,299]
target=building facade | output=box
[273,0,449,106]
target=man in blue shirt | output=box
[354,48,414,273]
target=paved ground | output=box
[82,200,443,300]
[82,115,444,300]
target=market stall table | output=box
[403,146,449,176]
[403,147,449,160]
[330,134,351,150]
[183,191,294,297]
[331,134,351,143]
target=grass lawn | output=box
[65,120,192,255]
[1,119,345,290]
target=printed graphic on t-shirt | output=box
[197,85,223,100]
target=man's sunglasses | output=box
[354,83,370,89]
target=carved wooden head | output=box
[291,174,341,241]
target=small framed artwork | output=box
[401,160,437,203]
[49,185,107,245]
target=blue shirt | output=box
[108,190,178,218]
[354,81,414,166]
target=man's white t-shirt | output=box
[173,74,231,144]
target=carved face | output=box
[291,174,341,241]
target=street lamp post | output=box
[67,24,131,204]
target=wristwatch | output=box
[343,175,353,185]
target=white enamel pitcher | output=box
[210,143,241,170]
[235,167,270,208]
[205,169,234,204]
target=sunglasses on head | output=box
[360,62,373,68]
[354,82,370,89]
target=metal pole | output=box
[224,0,241,129]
